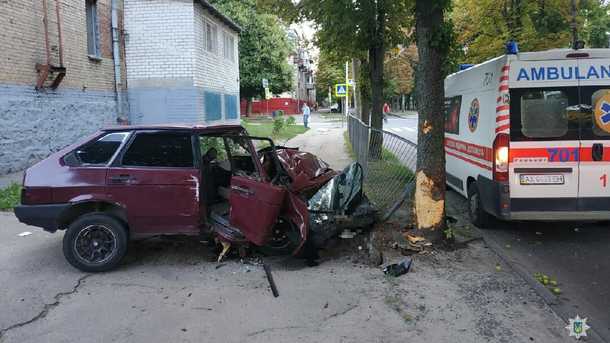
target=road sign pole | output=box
[345,61,349,117]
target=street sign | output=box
[262,78,269,88]
[264,87,271,99]
[335,83,347,97]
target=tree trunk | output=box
[246,97,253,117]
[359,59,371,124]
[414,0,447,242]
[368,0,385,158]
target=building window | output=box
[205,92,222,121]
[86,0,100,58]
[223,31,235,61]
[224,95,238,119]
[205,21,218,53]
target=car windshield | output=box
[308,162,363,212]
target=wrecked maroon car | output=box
[15,125,375,272]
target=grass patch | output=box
[242,118,309,142]
[0,183,21,211]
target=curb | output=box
[478,228,607,343]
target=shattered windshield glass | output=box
[308,162,363,213]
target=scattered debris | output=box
[215,263,226,270]
[535,231,543,236]
[217,241,231,263]
[340,229,355,239]
[263,263,279,297]
[404,234,432,252]
[383,257,413,277]
[574,227,581,232]
[495,264,502,272]
[18,231,32,237]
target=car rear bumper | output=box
[14,204,69,232]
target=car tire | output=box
[63,213,128,272]
[467,182,494,229]
[258,217,301,256]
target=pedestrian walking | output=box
[302,103,311,128]
[383,102,391,123]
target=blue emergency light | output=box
[506,40,519,55]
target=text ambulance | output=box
[444,48,610,227]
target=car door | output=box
[225,136,286,246]
[106,130,200,236]
[577,67,610,212]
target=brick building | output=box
[124,0,241,124]
[0,0,128,174]
[0,0,240,175]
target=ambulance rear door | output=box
[576,58,610,214]
[509,59,581,216]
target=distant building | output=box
[124,0,241,124]
[285,29,316,105]
[0,0,128,174]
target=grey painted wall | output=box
[128,84,239,125]
[0,84,118,174]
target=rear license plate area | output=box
[519,174,565,185]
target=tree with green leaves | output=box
[315,49,345,105]
[451,0,610,64]
[210,0,294,116]
[276,1,412,131]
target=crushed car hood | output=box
[276,148,337,195]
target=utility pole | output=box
[571,0,578,49]
[345,61,349,117]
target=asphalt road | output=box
[391,115,609,341]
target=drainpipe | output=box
[111,0,126,123]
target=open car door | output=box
[226,136,286,246]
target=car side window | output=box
[74,132,130,165]
[122,132,194,168]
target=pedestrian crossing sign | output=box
[335,84,347,97]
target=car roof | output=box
[101,124,245,133]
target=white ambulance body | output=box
[444,48,610,226]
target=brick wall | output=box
[0,0,126,91]
[124,0,194,83]
[0,0,125,174]
[125,0,240,124]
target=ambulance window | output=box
[444,96,461,134]
[520,90,569,138]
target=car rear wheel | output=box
[63,213,128,272]
[467,182,494,229]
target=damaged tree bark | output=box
[413,0,448,243]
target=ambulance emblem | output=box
[594,91,610,134]
[468,98,480,132]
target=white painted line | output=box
[404,127,416,132]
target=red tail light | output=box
[493,133,509,181]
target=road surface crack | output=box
[0,274,92,340]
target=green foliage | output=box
[209,0,293,99]
[0,183,21,211]
[272,117,285,136]
[451,0,610,65]
[315,49,346,104]
[286,116,296,126]
[200,136,228,160]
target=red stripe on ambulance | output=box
[444,138,493,162]
[445,151,493,171]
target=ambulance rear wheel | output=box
[467,183,494,229]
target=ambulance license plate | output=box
[519,174,564,185]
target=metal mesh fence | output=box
[347,115,417,221]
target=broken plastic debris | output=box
[339,229,355,239]
[18,231,32,237]
[574,227,581,232]
[383,258,412,277]
[535,231,543,236]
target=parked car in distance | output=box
[15,125,375,272]
[330,103,340,113]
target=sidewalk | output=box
[284,112,351,170]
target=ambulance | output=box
[444,48,610,227]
